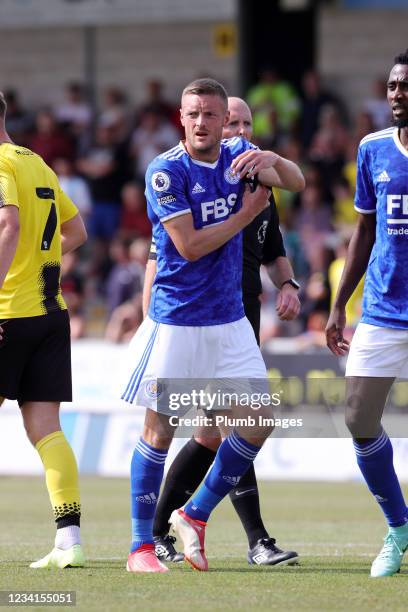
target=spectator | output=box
[104,237,149,343]
[136,78,178,128]
[77,124,129,243]
[104,236,145,317]
[309,105,349,201]
[3,89,33,146]
[61,251,86,340]
[353,110,376,145]
[119,181,151,240]
[294,310,329,352]
[247,67,300,145]
[55,82,93,135]
[327,231,363,335]
[363,78,391,130]
[29,109,74,166]
[332,176,357,229]
[295,184,333,273]
[300,70,346,150]
[130,106,179,180]
[99,86,130,142]
[53,157,92,223]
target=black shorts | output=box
[0,310,72,405]
[243,295,261,346]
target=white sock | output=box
[55,525,80,550]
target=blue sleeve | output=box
[145,160,191,223]
[245,140,259,151]
[354,144,376,214]
[222,136,259,157]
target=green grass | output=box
[1,477,408,611]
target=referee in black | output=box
[145,97,301,566]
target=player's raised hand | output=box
[231,150,280,179]
[325,307,350,356]
[241,184,270,221]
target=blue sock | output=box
[354,431,408,527]
[184,430,261,522]
[130,437,168,552]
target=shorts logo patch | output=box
[145,380,163,399]
[152,171,171,192]
[224,167,240,185]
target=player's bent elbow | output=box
[181,248,200,262]
[4,218,20,236]
[296,174,306,192]
[78,225,88,247]
[175,242,201,262]
[288,172,305,193]
[0,209,19,236]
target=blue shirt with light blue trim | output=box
[145,137,257,326]
[355,127,408,328]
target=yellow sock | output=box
[35,431,81,525]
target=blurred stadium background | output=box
[2,0,408,540]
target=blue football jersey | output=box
[145,137,257,326]
[355,127,408,328]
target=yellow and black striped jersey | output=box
[0,143,78,318]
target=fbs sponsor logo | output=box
[201,192,237,222]
[136,492,157,504]
[192,182,205,194]
[387,194,408,217]
[386,195,408,234]
[157,194,176,205]
[378,170,391,182]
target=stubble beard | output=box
[393,116,408,129]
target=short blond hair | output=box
[182,78,228,107]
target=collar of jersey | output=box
[393,127,408,159]
[180,140,219,169]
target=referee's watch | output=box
[281,278,300,291]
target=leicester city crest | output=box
[145,380,163,399]
[224,166,240,185]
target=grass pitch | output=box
[1,477,408,611]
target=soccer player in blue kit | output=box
[121,78,305,573]
[326,49,408,577]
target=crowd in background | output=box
[3,69,390,348]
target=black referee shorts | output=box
[0,310,72,406]
[243,295,261,346]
